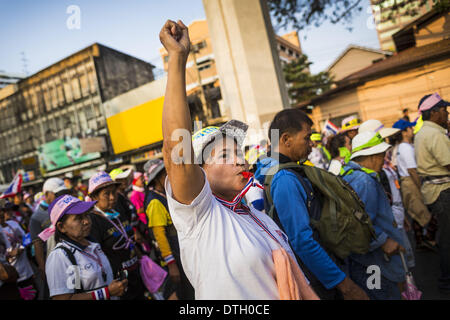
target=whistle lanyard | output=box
[94,207,134,251]
[62,240,107,282]
[214,177,264,212]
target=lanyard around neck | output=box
[214,176,264,212]
[94,206,133,251]
[213,176,280,245]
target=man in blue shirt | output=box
[256,109,368,300]
[341,130,406,300]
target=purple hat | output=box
[88,171,121,195]
[38,194,97,242]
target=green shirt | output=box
[414,120,450,204]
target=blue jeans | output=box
[348,258,401,300]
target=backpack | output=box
[264,162,376,260]
[58,245,84,294]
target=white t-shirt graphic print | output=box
[165,170,302,300]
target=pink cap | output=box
[49,195,81,226]
[38,194,96,241]
[419,93,442,112]
[88,171,119,195]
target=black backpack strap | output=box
[58,245,84,293]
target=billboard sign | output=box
[38,137,101,172]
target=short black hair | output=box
[388,131,403,146]
[55,189,72,199]
[268,109,313,144]
[403,108,408,113]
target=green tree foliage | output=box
[283,54,333,106]
[268,0,447,31]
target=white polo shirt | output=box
[46,240,116,298]
[166,170,300,300]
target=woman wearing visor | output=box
[159,20,317,300]
[87,172,146,300]
[40,195,127,300]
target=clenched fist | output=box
[108,279,128,297]
[159,20,190,59]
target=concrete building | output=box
[159,16,301,127]
[0,72,24,89]
[0,43,155,186]
[299,9,450,132]
[327,45,392,82]
[371,0,435,52]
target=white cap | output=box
[350,131,392,160]
[359,119,400,139]
[42,178,68,194]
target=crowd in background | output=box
[0,20,449,301]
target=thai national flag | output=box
[0,172,22,199]
[322,120,339,136]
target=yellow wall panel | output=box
[107,96,164,154]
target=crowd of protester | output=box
[0,20,449,300]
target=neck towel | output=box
[273,248,320,300]
[213,174,319,300]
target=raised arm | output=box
[159,20,204,205]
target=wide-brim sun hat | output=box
[359,119,400,139]
[88,171,121,195]
[192,120,248,164]
[144,159,165,184]
[341,115,361,132]
[310,133,322,142]
[350,131,392,160]
[109,168,132,181]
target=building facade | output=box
[159,19,302,124]
[0,43,154,186]
[0,72,24,89]
[326,45,392,82]
[301,9,449,133]
[371,0,435,51]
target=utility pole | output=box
[190,42,212,124]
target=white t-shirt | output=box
[396,143,417,177]
[165,170,301,300]
[328,159,343,176]
[1,220,34,282]
[46,240,115,298]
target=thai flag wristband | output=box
[164,254,175,265]
[91,287,110,300]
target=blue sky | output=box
[0,0,380,76]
